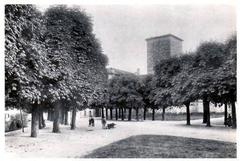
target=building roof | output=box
[146,34,183,41]
[107,67,133,75]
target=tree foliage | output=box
[153,57,182,109]
[153,37,236,107]
[171,54,196,106]
[108,74,144,110]
[152,35,236,125]
[44,5,108,105]
[5,5,109,135]
[5,4,49,110]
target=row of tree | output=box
[91,35,236,128]
[5,5,108,137]
[153,36,236,128]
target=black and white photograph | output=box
[3,0,238,159]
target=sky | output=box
[38,4,236,74]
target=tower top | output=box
[146,34,183,41]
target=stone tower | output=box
[146,34,183,74]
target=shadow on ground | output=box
[83,135,236,158]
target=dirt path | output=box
[5,116,236,158]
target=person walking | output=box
[227,114,232,127]
[89,116,95,127]
[101,117,106,129]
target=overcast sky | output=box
[39,4,236,74]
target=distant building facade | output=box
[146,34,183,74]
[107,67,136,79]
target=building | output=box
[107,67,135,79]
[146,34,183,74]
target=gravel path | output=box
[5,116,236,158]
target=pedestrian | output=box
[227,114,232,127]
[101,117,106,129]
[89,116,95,127]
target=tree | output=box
[172,37,236,127]
[108,76,123,120]
[139,74,155,120]
[108,74,144,121]
[171,54,197,125]
[153,56,182,121]
[213,35,236,128]
[89,86,109,119]
[5,4,52,137]
[5,5,108,137]
[224,35,236,128]
[192,41,225,127]
[44,5,108,132]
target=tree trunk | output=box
[105,108,108,120]
[39,110,43,129]
[101,107,105,118]
[42,113,46,128]
[71,106,77,130]
[115,108,118,120]
[53,102,61,133]
[224,103,227,125]
[143,107,147,120]
[110,108,113,120]
[47,109,51,121]
[162,107,165,121]
[136,107,139,121]
[64,109,69,125]
[19,107,24,132]
[119,108,122,119]
[203,99,208,123]
[95,108,100,117]
[152,108,155,121]
[31,104,39,137]
[231,101,236,129]
[205,101,211,127]
[39,110,45,129]
[124,108,126,119]
[60,108,65,124]
[50,110,54,121]
[128,108,132,121]
[185,102,190,125]
[121,108,124,120]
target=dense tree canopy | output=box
[5,5,49,109]
[152,35,236,127]
[152,57,183,120]
[138,74,156,120]
[192,42,225,102]
[171,54,196,106]
[44,5,108,131]
[215,36,236,103]
[108,74,144,120]
[104,36,236,125]
[44,5,108,104]
[5,4,108,136]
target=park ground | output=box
[5,115,236,158]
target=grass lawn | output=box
[83,135,236,158]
